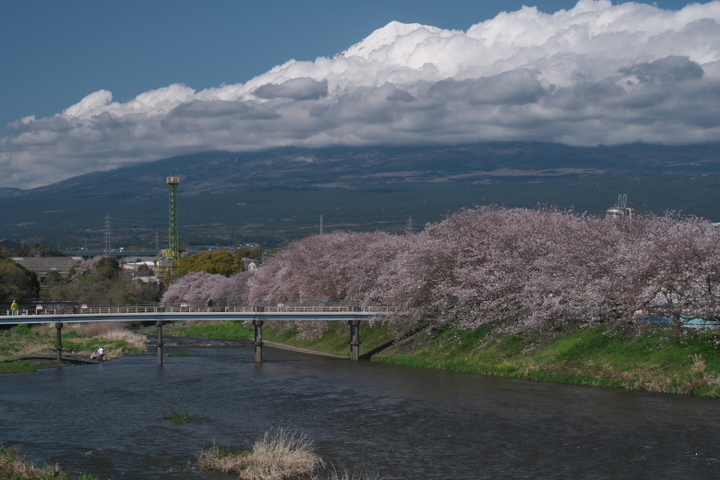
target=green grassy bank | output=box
[164,320,720,398]
[374,325,720,397]
[165,320,396,357]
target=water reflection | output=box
[1,337,719,479]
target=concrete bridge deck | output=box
[0,305,389,363]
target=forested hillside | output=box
[1,142,720,250]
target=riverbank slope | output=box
[5,320,719,398]
[166,321,720,398]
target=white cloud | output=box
[2,0,720,189]
[253,78,329,100]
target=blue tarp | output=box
[642,315,720,329]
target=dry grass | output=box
[585,354,720,397]
[0,445,69,480]
[67,324,147,359]
[691,353,707,374]
[198,428,323,480]
[67,322,130,337]
[12,341,53,358]
[311,465,382,480]
[197,442,251,475]
[100,328,147,356]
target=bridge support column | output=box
[253,319,264,363]
[54,322,63,363]
[157,321,164,366]
[349,320,361,361]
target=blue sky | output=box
[0,0,698,128]
[0,0,717,188]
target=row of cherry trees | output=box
[163,206,720,334]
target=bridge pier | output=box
[349,320,361,361]
[157,321,164,366]
[54,322,63,363]
[253,319,264,363]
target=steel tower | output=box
[166,176,180,261]
[156,176,181,287]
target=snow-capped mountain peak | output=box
[341,21,443,58]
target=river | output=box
[1,336,719,479]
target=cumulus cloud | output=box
[253,78,329,100]
[2,0,720,188]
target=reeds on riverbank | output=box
[198,428,323,480]
[0,445,63,479]
[68,321,129,337]
[311,465,382,480]
[0,444,98,480]
[198,429,383,480]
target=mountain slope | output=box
[1,142,720,250]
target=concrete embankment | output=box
[263,341,347,359]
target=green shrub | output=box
[10,324,33,336]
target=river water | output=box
[1,337,720,479]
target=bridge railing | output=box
[1,304,387,316]
[0,306,164,316]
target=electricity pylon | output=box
[156,176,181,286]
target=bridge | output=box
[0,305,388,364]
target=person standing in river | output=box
[92,347,105,362]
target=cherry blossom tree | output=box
[613,214,720,334]
[245,231,407,337]
[519,212,627,329]
[210,271,254,306]
[162,205,720,336]
[370,228,453,327]
[161,272,231,307]
[373,207,579,330]
[72,256,105,279]
[246,231,405,303]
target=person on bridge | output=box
[10,300,18,315]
